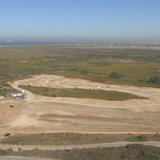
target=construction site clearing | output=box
[0,74,160,138]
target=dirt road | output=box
[1,141,160,151]
[11,74,160,112]
[1,141,160,160]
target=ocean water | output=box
[0,40,133,47]
[0,40,152,47]
[0,42,54,47]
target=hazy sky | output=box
[1,0,160,44]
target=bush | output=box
[0,149,6,156]
[52,94,56,97]
[125,134,148,142]
[138,150,160,160]
[88,151,104,160]
[148,76,160,84]
[139,134,148,141]
[108,72,120,79]
[79,69,88,74]
[1,82,10,86]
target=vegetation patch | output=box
[79,69,88,74]
[0,82,16,97]
[0,149,6,156]
[0,133,155,146]
[0,46,160,89]
[2,133,160,159]
[148,76,160,84]
[109,72,121,79]
[138,149,160,160]
[125,134,148,142]
[1,144,160,160]
[88,151,104,160]
[18,85,147,101]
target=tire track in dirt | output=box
[9,74,160,113]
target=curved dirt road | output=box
[10,74,160,112]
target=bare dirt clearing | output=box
[0,74,160,138]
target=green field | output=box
[19,85,147,101]
[0,45,160,89]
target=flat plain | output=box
[0,45,160,138]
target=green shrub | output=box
[109,72,120,79]
[88,151,104,160]
[138,150,160,160]
[52,94,56,97]
[126,144,144,150]
[125,135,148,142]
[149,76,160,84]
[7,148,13,152]
[0,149,6,156]
[1,81,10,86]
[121,151,130,159]
[79,69,88,74]
[139,134,148,141]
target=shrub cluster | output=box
[79,69,88,74]
[149,76,160,84]
[125,134,148,142]
[109,72,120,79]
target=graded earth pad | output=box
[0,74,160,138]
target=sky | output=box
[0,0,160,45]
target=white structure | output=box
[10,93,23,98]
[22,90,25,94]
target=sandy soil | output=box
[0,74,160,138]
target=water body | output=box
[0,40,148,47]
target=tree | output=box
[149,76,160,84]
[79,69,88,74]
[109,72,120,79]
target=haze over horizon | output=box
[1,0,160,45]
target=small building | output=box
[10,93,24,99]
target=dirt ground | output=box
[0,75,160,138]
